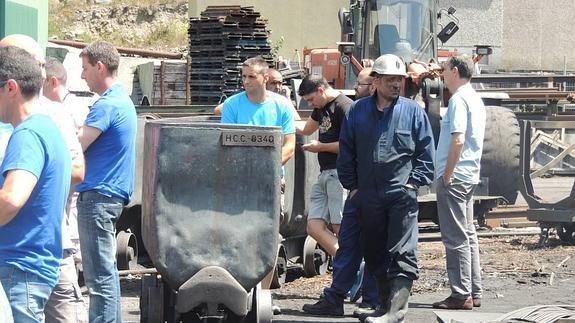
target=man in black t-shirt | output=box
[296,75,353,258]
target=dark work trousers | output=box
[323,198,380,307]
[360,188,419,281]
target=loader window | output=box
[366,0,435,62]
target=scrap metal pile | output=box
[188,5,273,105]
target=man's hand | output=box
[442,175,452,186]
[301,140,322,153]
[349,189,358,198]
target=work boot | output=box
[355,305,385,322]
[356,277,390,321]
[302,297,344,316]
[365,277,412,323]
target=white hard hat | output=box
[370,54,407,77]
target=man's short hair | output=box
[243,56,269,75]
[298,74,330,97]
[80,40,120,74]
[447,54,473,80]
[45,57,67,85]
[0,46,43,99]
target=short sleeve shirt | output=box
[311,94,353,170]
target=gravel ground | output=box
[113,233,575,322]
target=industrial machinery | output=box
[303,0,522,224]
[140,118,280,323]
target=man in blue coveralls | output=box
[338,54,435,323]
[302,68,380,317]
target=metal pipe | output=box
[118,267,157,276]
[48,39,183,59]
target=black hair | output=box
[297,74,330,96]
[0,46,43,99]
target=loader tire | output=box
[480,105,520,204]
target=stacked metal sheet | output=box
[189,6,273,105]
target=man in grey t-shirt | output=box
[433,54,486,310]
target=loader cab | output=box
[348,0,438,64]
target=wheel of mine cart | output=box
[270,245,287,289]
[244,288,273,323]
[116,230,138,270]
[303,235,329,277]
[557,223,575,244]
[140,274,164,323]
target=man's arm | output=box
[337,108,358,191]
[77,125,102,152]
[214,103,223,116]
[302,140,339,154]
[281,133,296,165]
[0,170,37,225]
[408,110,435,188]
[295,117,319,136]
[71,150,85,186]
[442,132,464,185]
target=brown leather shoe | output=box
[472,298,481,307]
[432,296,473,310]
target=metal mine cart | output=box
[140,118,281,323]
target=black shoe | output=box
[355,305,385,322]
[302,298,344,316]
[353,302,377,317]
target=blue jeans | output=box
[77,190,124,323]
[323,197,380,307]
[0,265,51,323]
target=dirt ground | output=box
[272,233,575,322]
[116,231,575,322]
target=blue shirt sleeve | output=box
[449,96,468,134]
[337,103,358,191]
[84,99,113,132]
[221,99,237,124]
[281,101,295,135]
[409,107,435,187]
[1,129,45,180]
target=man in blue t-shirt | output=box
[221,56,295,312]
[0,45,72,322]
[76,41,137,323]
[432,54,485,310]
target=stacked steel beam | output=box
[188,6,272,105]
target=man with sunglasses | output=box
[432,54,485,310]
[338,54,435,323]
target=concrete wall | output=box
[439,0,575,71]
[502,0,575,71]
[189,0,348,60]
[438,0,503,68]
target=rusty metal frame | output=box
[519,119,575,213]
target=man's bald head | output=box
[0,34,45,65]
[355,68,374,98]
[266,68,285,93]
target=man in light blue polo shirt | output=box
[433,54,486,310]
[0,45,71,323]
[76,40,137,322]
[221,56,295,314]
